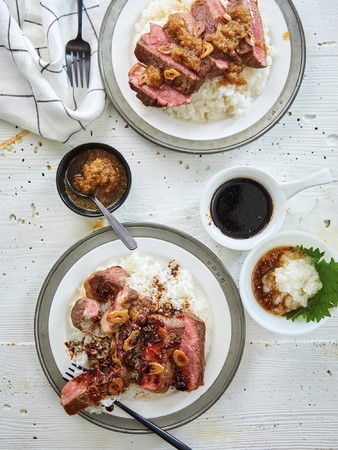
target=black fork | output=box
[64,364,192,450]
[65,0,91,88]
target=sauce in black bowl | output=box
[56,143,132,217]
[210,178,273,239]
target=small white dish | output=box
[200,166,332,251]
[239,231,338,335]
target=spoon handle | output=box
[92,196,137,250]
[114,400,192,450]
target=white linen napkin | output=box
[0,0,108,143]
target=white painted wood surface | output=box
[1,1,338,448]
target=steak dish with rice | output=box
[61,259,207,416]
[129,0,267,108]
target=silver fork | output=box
[65,0,91,88]
[64,364,192,450]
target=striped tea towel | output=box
[0,0,107,143]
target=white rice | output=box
[134,0,273,122]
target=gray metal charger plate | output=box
[34,223,245,433]
[98,0,306,154]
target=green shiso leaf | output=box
[284,247,338,322]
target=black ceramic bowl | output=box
[56,143,132,217]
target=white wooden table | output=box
[1,1,338,448]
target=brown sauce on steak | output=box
[163,14,205,73]
[164,14,203,55]
[139,65,164,88]
[205,6,252,54]
[221,62,246,86]
[171,46,202,72]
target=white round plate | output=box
[35,223,245,432]
[239,231,338,335]
[99,0,305,153]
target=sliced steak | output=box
[70,297,101,333]
[135,24,204,95]
[84,266,129,303]
[227,0,267,68]
[191,0,267,68]
[138,314,185,393]
[100,286,139,335]
[191,0,225,33]
[61,365,129,415]
[129,63,192,108]
[174,312,206,392]
[174,12,229,78]
[112,286,139,310]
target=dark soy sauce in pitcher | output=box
[210,178,273,239]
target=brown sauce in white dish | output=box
[251,246,312,316]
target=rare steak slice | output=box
[128,63,192,108]
[61,365,129,415]
[227,0,267,68]
[70,297,101,333]
[191,0,226,33]
[135,24,205,95]
[112,286,139,311]
[174,312,206,392]
[138,314,185,393]
[100,286,139,335]
[84,266,129,303]
[191,0,267,68]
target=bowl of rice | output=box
[99,0,306,153]
[239,231,338,335]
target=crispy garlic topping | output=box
[138,72,148,86]
[200,42,214,59]
[173,349,189,368]
[193,21,206,38]
[108,378,124,395]
[147,362,164,375]
[157,43,175,54]
[123,330,140,351]
[245,32,255,46]
[107,310,129,325]
[164,68,180,81]
[221,13,232,23]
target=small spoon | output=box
[65,165,137,251]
